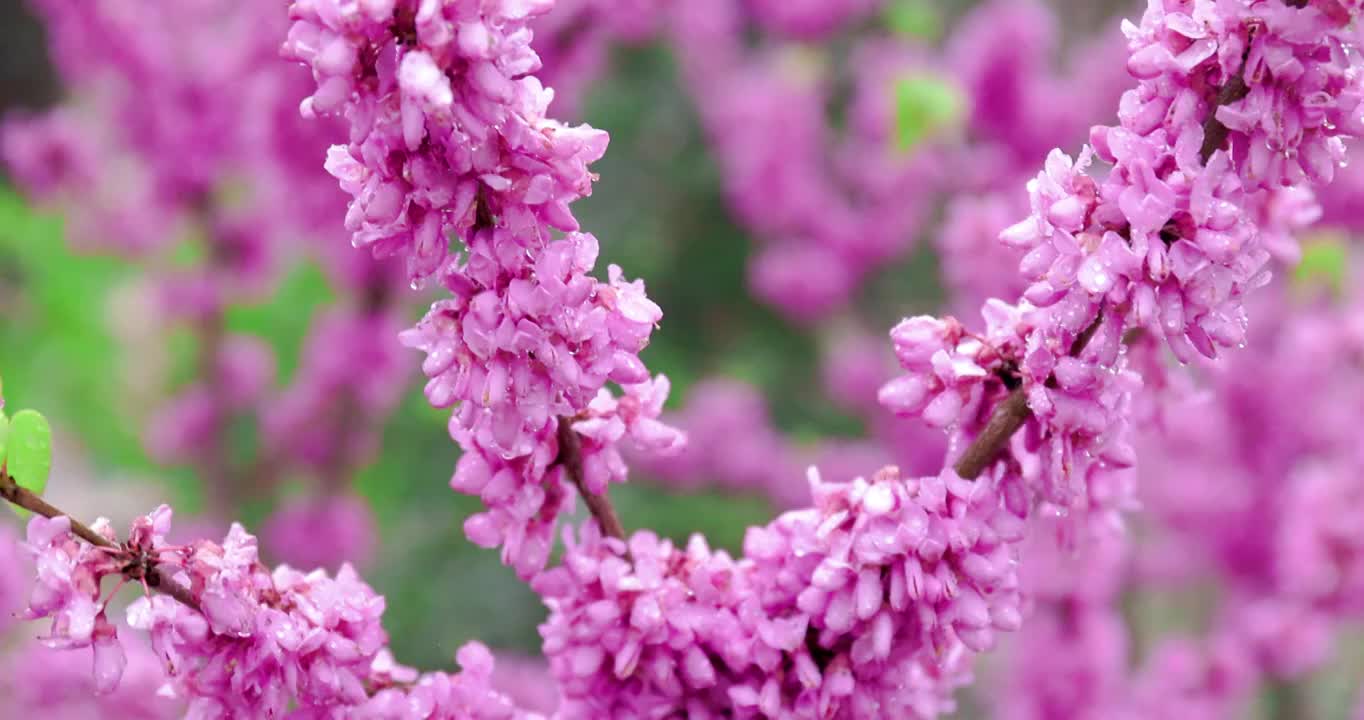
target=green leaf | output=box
[0,411,9,468]
[7,409,52,503]
[1294,235,1348,293]
[884,0,941,40]
[893,74,964,153]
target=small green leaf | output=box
[884,0,941,40]
[0,411,9,468]
[7,409,52,501]
[893,74,964,153]
[1294,236,1347,293]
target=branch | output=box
[954,53,1260,480]
[953,390,1031,480]
[1198,72,1250,163]
[0,470,201,611]
[953,311,1105,479]
[555,418,627,543]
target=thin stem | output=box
[1,475,112,548]
[555,418,627,543]
[0,470,201,611]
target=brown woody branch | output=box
[1198,70,1251,163]
[1,470,201,611]
[953,312,1106,479]
[555,418,627,543]
[952,389,1032,480]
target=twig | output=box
[953,311,1106,480]
[953,390,1032,480]
[555,418,627,542]
[1199,73,1250,163]
[0,471,201,611]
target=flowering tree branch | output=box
[2,463,540,714]
[0,0,1356,715]
[951,50,1260,481]
[0,470,200,611]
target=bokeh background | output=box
[1,0,1362,717]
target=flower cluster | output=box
[537,465,1022,718]
[740,466,1024,717]
[285,0,604,285]
[16,503,545,717]
[978,243,1364,717]
[8,0,1364,717]
[1009,0,1364,361]
[21,508,380,712]
[286,0,683,577]
[23,514,146,695]
[882,0,1364,522]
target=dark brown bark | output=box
[555,419,627,543]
